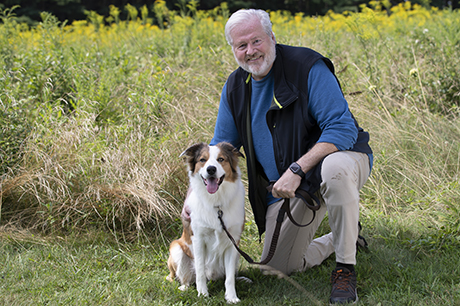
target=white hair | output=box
[225,9,274,46]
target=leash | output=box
[218,182,320,265]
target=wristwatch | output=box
[289,162,305,178]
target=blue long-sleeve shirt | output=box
[211,60,372,204]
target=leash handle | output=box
[267,181,317,227]
[266,181,321,211]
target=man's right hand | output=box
[181,201,191,222]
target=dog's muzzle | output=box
[201,166,225,194]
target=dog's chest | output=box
[194,224,232,253]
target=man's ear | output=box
[271,32,276,44]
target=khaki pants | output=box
[261,151,370,275]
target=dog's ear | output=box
[218,142,244,159]
[233,148,245,159]
[180,142,207,172]
[216,142,244,174]
[230,146,244,174]
[180,142,207,158]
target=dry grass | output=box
[1,110,187,236]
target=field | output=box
[1,1,460,305]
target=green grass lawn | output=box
[2,216,460,305]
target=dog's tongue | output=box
[206,177,219,194]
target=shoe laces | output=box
[331,269,354,291]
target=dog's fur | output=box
[167,142,245,303]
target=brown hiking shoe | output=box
[329,267,358,304]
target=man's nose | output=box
[247,43,255,55]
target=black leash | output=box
[218,182,320,265]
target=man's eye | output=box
[238,44,246,49]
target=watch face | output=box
[290,162,304,177]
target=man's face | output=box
[230,18,276,81]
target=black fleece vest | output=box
[225,44,372,237]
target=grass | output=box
[1,222,460,305]
[0,229,170,305]
[1,2,460,305]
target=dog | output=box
[167,142,246,304]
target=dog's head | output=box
[180,142,244,194]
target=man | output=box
[184,9,372,304]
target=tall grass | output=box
[0,4,229,236]
[1,2,460,251]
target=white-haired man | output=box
[183,8,372,304]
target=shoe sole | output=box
[329,292,358,305]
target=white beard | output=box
[235,42,276,78]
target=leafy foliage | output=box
[1,0,459,27]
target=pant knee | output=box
[320,152,362,205]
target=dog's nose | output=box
[207,166,216,175]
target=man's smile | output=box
[247,55,263,63]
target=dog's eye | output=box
[199,158,207,163]
[217,157,224,162]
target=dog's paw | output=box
[178,285,189,291]
[225,296,241,304]
[236,276,252,284]
[197,290,209,298]
[196,279,209,296]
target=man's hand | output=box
[180,188,192,222]
[272,170,302,199]
[271,142,338,199]
[181,201,191,222]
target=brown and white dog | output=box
[167,142,246,304]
